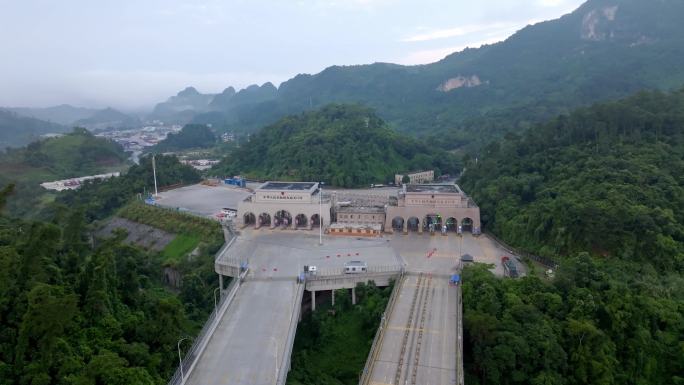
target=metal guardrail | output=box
[276,283,305,385]
[311,264,401,277]
[484,231,559,269]
[456,284,464,385]
[358,273,405,385]
[167,268,248,385]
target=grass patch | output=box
[118,201,222,244]
[162,234,201,263]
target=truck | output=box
[224,177,246,188]
[501,256,519,278]
[449,274,460,286]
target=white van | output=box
[344,261,368,274]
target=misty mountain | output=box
[0,109,69,149]
[5,104,98,126]
[164,0,684,148]
[149,86,216,123]
[73,107,140,130]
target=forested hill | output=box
[177,0,684,150]
[211,104,459,187]
[0,109,69,149]
[460,89,684,270]
[458,89,684,385]
[0,128,130,217]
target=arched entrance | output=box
[391,217,404,232]
[295,214,308,229]
[407,217,420,232]
[461,217,473,233]
[311,214,321,227]
[243,212,256,227]
[275,210,292,228]
[424,214,442,232]
[259,213,271,227]
[446,217,458,232]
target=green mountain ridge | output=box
[145,0,684,150]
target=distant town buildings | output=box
[394,170,434,185]
[221,132,235,142]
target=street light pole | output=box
[152,154,159,197]
[213,287,221,312]
[177,337,189,381]
[319,182,323,246]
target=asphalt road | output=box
[369,274,458,385]
[221,230,401,278]
[184,280,297,385]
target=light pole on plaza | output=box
[319,181,324,246]
[177,337,189,381]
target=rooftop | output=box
[405,184,461,194]
[337,206,386,214]
[258,181,317,191]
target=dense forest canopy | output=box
[212,104,460,187]
[0,167,217,384]
[459,89,684,385]
[461,89,684,270]
[461,259,684,385]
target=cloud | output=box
[401,22,516,42]
[0,69,290,109]
[537,0,569,7]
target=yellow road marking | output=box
[387,326,442,335]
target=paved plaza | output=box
[155,184,251,217]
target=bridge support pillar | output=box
[351,287,356,305]
[331,289,335,306]
[311,290,316,312]
[219,274,224,291]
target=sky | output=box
[0,0,585,110]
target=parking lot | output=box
[155,183,251,218]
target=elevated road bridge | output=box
[171,229,514,385]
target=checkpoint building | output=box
[237,182,331,230]
[237,181,480,236]
[385,184,481,234]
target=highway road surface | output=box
[184,280,298,385]
[367,273,458,385]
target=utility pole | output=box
[152,154,159,197]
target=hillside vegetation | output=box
[57,154,201,222]
[459,89,684,385]
[287,283,392,385]
[0,181,221,385]
[117,202,223,264]
[0,128,129,217]
[212,104,459,187]
[461,89,684,269]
